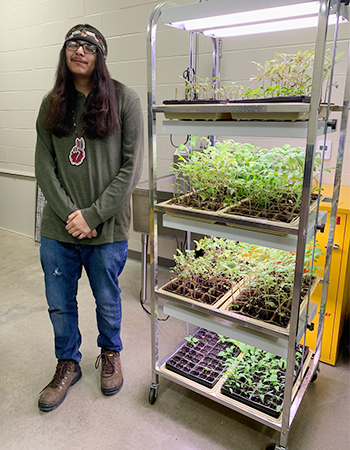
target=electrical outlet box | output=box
[317,140,332,160]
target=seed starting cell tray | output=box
[158,193,324,235]
[219,275,321,333]
[219,345,310,418]
[220,385,283,418]
[165,328,239,389]
[159,276,243,310]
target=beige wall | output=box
[0,0,349,254]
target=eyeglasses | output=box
[65,40,98,54]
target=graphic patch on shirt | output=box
[69,137,86,166]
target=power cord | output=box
[140,229,188,321]
[140,291,170,321]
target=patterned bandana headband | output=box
[65,29,107,59]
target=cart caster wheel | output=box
[149,385,158,405]
[266,444,277,450]
[311,367,320,382]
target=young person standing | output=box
[35,24,143,411]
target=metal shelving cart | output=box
[146,1,350,449]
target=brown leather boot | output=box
[95,349,123,396]
[38,360,82,412]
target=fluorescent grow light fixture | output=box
[203,13,347,38]
[162,0,348,37]
[174,2,320,31]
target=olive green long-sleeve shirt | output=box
[35,81,144,245]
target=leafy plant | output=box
[321,48,345,102]
[169,137,324,221]
[169,237,259,295]
[175,48,344,102]
[220,344,306,414]
[249,49,315,98]
[167,233,323,328]
[230,241,323,320]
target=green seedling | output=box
[185,336,199,346]
[175,48,343,103]
[169,234,323,327]
[169,139,326,222]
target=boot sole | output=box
[38,369,82,412]
[101,378,123,396]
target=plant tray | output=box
[220,385,283,418]
[163,97,311,105]
[219,276,321,333]
[217,345,311,419]
[228,96,311,104]
[219,193,323,228]
[229,104,332,121]
[163,112,232,121]
[158,193,324,233]
[157,101,339,121]
[157,197,227,223]
[163,99,228,104]
[159,276,243,310]
[164,328,240,389]
[162,99,231,120]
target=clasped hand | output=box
[66,210,97,240]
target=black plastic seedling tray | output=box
[165,328,239,389]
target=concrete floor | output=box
[0,228,349,450]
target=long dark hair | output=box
[43,24,120,139]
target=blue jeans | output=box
[40,237,128,363]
